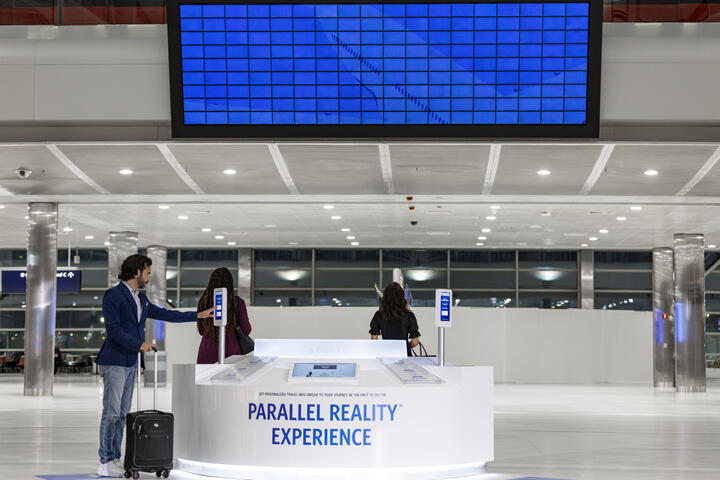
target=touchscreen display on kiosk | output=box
[440,293,451,323]
[291,363,357,378]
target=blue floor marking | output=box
[510,477,568,480]
[36,475,101,480]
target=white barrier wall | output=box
[165,307,653,385]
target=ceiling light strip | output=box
[378,144,395,195]
[46,145,110,194]
[157,144,205,194]
[677,145,720,196]
[579,144,615,195]
[481,144,501,195]
[268,144,300,194]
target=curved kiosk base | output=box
[172,339,493,480]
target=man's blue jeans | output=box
[98,363,137,464]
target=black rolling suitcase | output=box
[124,349,173,479]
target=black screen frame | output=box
[167,0,602,139]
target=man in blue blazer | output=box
[96,254,212,477]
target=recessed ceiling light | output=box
[227,241,236,246]
[490,205,500,210]
[264,224,277,228]
[223,169,237,175]
[323,205,335,210]
[589,237,598,241]
[84,235,94,240]
[581,243,589,247]
[599,229,608,234]
[346,236,355,240]
[709,244,717,249]
[616,216,627,221]
[631,206,642,211]
[350,241,359,246]
[215,235,224,240]
[478,236,487,240]
[119,169,133,175]
[529,225,542,229]
[516,242,527,246]
[0,205,5,209]
[476,242,484,246]
[537,169,551,176]
[288,242,299,245]
[331,216,342,220]
[481,228,491,233]
[486,215,496,221]
[158,205,170,210]
[177,215,188,220]
[644,169,659,176]
[541,211,552,217]
[201,228,211,232]
[63,226,73,232]
[341,228,350,232]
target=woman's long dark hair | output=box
[380,282,408,322]
[197,267,238,344]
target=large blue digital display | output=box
[168,0,601,137]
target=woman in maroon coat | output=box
[196,267,252,364]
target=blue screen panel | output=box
[169,1,600,136]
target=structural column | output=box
[238,248,251,302]
[673,234,706,392]
[145,245,167,386]
[579,249,594,309]
[24,202,58,396]
[107,231,139,287]
[652,247,675,389]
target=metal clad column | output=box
[579,249,594,309]
[652,247,675,389]
[145,246,167,348]
[107,231,138,287]
[24,202,58,396]
[145,246,167,386]
[238,248,251,302]
[673,234,706,392]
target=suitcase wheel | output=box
[155,470,170,478]
[123,472,131,479]
[132,472,140,479]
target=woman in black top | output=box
[369,282,420,356]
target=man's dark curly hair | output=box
[118,254,152,281]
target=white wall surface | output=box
[164,306,653,385]
[0,23,719,124]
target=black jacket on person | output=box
[369,310,420,356]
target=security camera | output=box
[410,221,418,226]
[15,167,32,179]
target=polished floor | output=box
[2,374,720,480]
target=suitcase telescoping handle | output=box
[136,346,159,412]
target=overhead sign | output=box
[1,269,82,294]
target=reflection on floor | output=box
[2,374,720,480]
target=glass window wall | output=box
[594,251,651,311]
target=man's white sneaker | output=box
[97,460,124,477]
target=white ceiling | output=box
[0,141,719,250]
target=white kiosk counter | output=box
[172,339,493,480]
